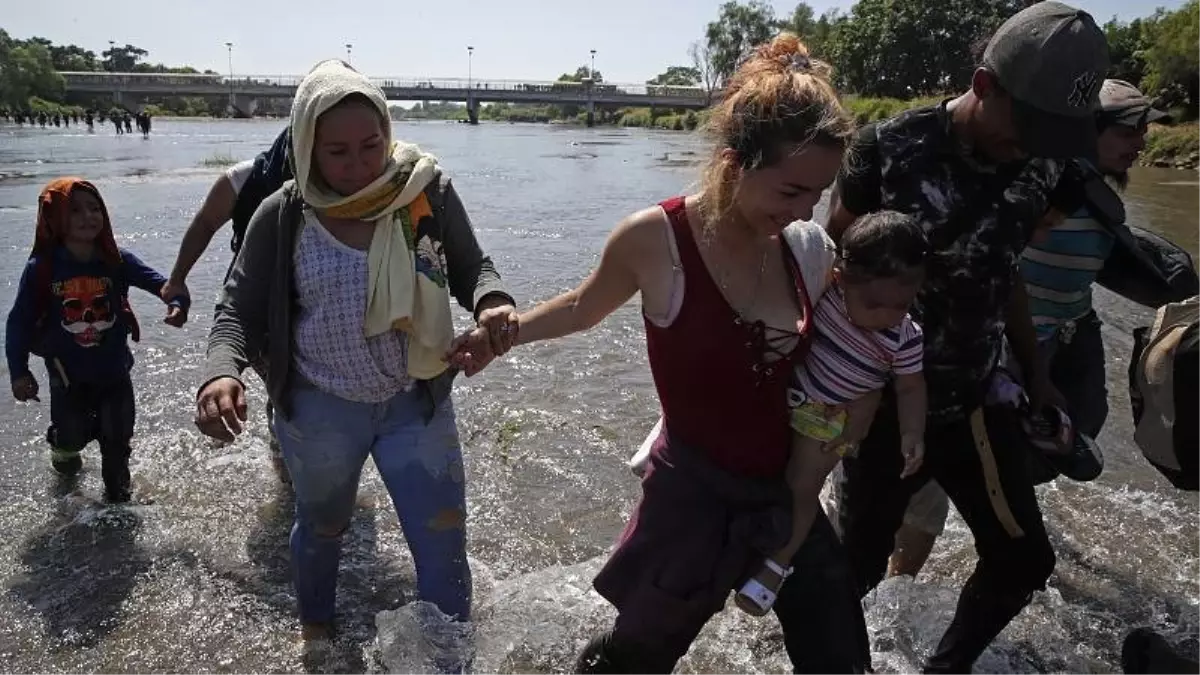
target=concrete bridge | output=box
[60,72,711,125]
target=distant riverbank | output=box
[1143,124,1199,170]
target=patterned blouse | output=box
[292,210,413,403]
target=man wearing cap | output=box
[881,77,1200,586]
[824,2,1109,672]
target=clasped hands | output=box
[445,297,519,377]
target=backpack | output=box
[1129,296,1199,490]
[229,126,293,254]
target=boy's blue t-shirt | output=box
[5,246,185,384]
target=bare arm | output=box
[1004,282,1043,384]
[168,174,237,287]
[513,214,644,346]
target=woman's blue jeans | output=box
[274,383,471,624]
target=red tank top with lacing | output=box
[644,196,814,477]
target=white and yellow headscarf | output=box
[291,59,452,379]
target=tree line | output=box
[0,29,225,115]
[663,0,1198,119]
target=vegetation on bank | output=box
[1143,124,1200,169]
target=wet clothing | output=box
[581,198,869,673]
[836,393,1057,673]
[643,196,812,477]
[48,370,135,501]
[587,430,870,673]
[834,102,1062,672]
[276,380,470,622]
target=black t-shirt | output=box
[835,103,1063,421]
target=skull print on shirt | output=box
[53,275,116,347]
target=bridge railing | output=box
[59,72,710,100]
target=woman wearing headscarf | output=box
[194,60,516,640]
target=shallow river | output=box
[0,119,1195,673]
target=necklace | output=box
[710,237,770,319]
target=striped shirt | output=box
[1020,207,1114,339]
[794,284,924,406]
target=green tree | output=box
[647,66,700,86]
[827,0,1023,97]
[48,42,101,71]
[705,0,777,85]
[558,65,603,82]
[780,3,815,37]
[1140,0,1199,118]
[0,32,64,108]
[102,44,148,72]
[1104,16,1150,86]
[806,10,842,60]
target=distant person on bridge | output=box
[450,34,871,674]
[194,59,516,643]
[163,124,293,483]
[123,115,133,135]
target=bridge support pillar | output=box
[230,94,259,118]
[466,95,479,125]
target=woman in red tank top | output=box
[450,35,868,673]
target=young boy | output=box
[6,177,189,503]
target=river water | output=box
[0,119,1195,673]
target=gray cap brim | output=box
[1110,106,1173,127]
[1012,96,1098,160]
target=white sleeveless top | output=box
[292,210,413,403]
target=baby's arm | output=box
[893,316,927,477]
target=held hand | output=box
[195,376,247,442]
[900,433,925,478]
[445,326,497,377]
[164,304,189,328]
[476,302,519,358]
[11,374,39,402]
[160,280,189,305]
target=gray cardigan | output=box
[201,171,513,422]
